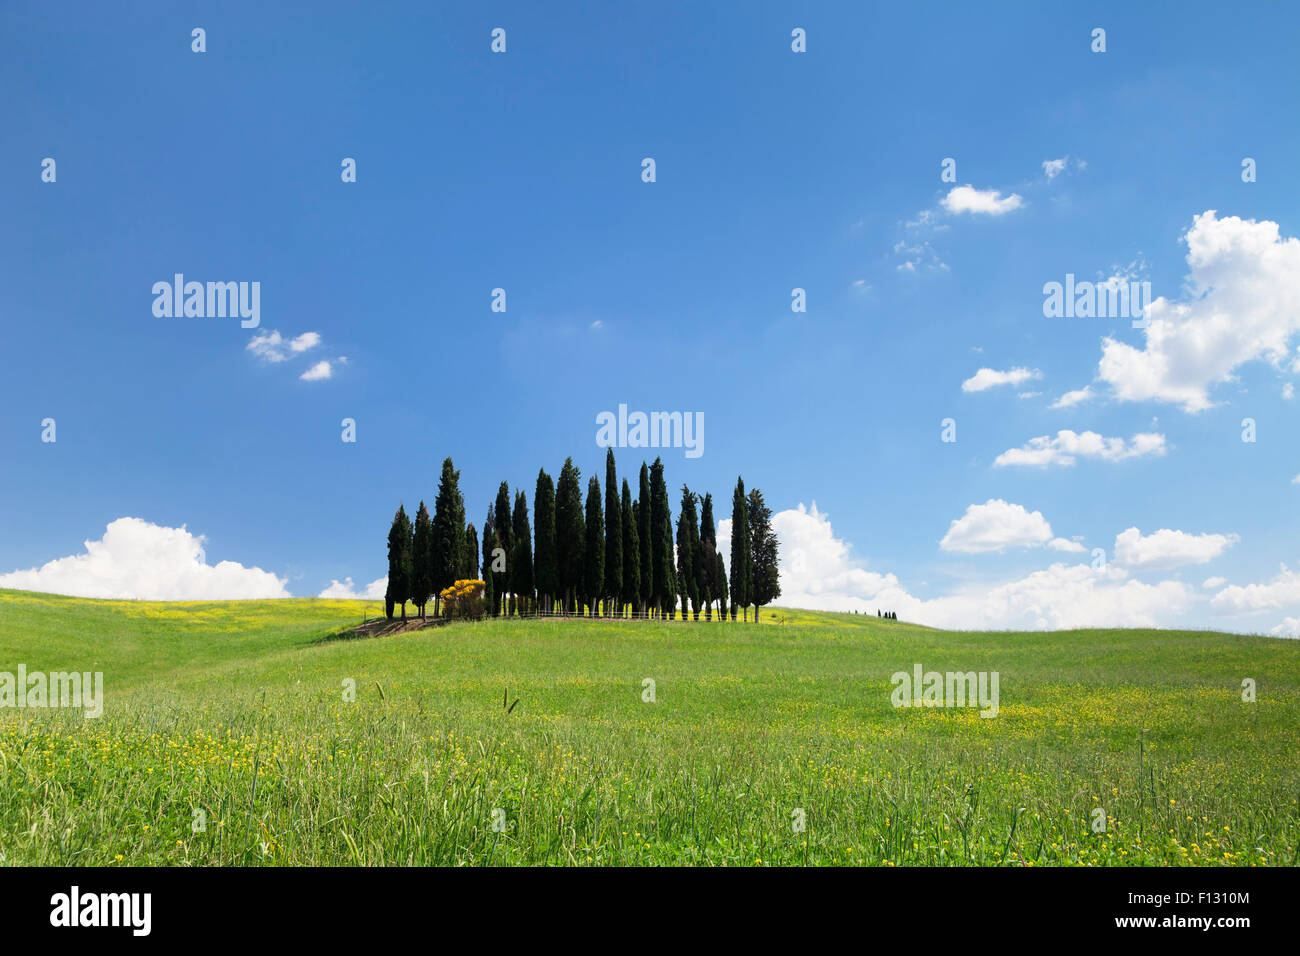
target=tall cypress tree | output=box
[729,477,751,621]
[481,508,499,617]
[620,478,639,618]
[714,550,728,622]
[748,487,780,623]
[493,482,512,614]
[430,458,464,615]
[649,457,676,618]
[384,504,413,621]
[698,492,716,620]
[511,490,534,616]
[583,476,605,617]
[603,449,622,617]
[555,458,585,613]
[637,463,652,616]
[411,501,433,618]
[533,469,557,613]
[463,523,479,582]
[676,486,700,620]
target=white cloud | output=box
[300,360,333,381]
[1092,211,1300,412]
[1293,473,1300,486]
[941,185,1024,216]
[994,430,1167,467]
[939,499,1056,553]
[248,329,323,364]
[1042,158,1068,180]
[1048,537,1087,553]
[962,366,1042,392]
[1269,617,1300,639]
[1211,564,1300,612]
[318,576,387,600]
[1050,386,1095,409]
[1203,576,1226,589]
[718,503,1189,630]
[1113,527,1238,570]
[1284,383,1295,400]
[0,517,289,600]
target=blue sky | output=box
[2,1,1299,633]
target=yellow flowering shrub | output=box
[440,579,487,620]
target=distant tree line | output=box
[383,450,780,622]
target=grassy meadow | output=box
[1,587,1297,866]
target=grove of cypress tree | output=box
[698,492,716,620]
[729,477,751,621]
[583,475,605,617]
[411,501,433,618]
[748,487,780,623]
[511,490,534,616]
[533,469,557,613]
[714,550,728,621]
[637,463,652,616]
[481,512,499,616]
[555,458,585,613]
[603,449,622,617]
[620,478,639,619]
[385,505,413,621]
[649,457,676,619]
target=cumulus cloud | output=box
[318,576,386,600]
[718,502,1189,630]
[1269,617,1300,639]
[0,517,289,600]
[1113,527,1238,570]
[1211,564,1300,612]
[941,185,1024,216]
[1091,211,1300,412]
[994,429,1167,467]
[289,331,320,352]
[1042,158,1068,180]
[248,329,323,364]
[300,360,333,381]
[1050,386,1095,409]
[940,499,1057,553]
[962,367,1042,393]
[1203,576,1226,589]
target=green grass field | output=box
[1,587,1297,866]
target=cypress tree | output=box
[511,490,534,616]
[603,449,622,617]
[464,523,479,583]
[493,482,512,614]
[637,463,652,616]
[620,478,639,619]
[676,486,700,620]
[481,510,499,617]
[583,476,605,616]
[698,492,716,621]
[649,457,675,619]
[729,477,751,621]
[534,469,557,613]
[385,504,413,621]
[714,550,728,622]
[748,487,780,623]
[411,501,433,618]
[555,458,585,613]
[430,458,464,615]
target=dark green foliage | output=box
[637,463,652,614]
[481,513,498,616]
[533,469,557,612]
[583,476,605,617]
[698,492,716,620]
[463,523,479,582]
[729,477,751,621]
[748,487,780,622]
[649,458,676,618]
[603,449,621,616]
[493,482,512,609]
[620,479,640,616]
[555,458,585,613]
[676,486,700,620]
[411,501,433,617]
[430,458,465,613]
[384,505,413,621]
[511,490,534,615]
[714,550,728,618]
